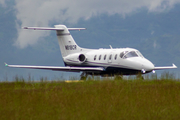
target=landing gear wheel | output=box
[136,73,144,80]
[80,72,87,80]
[80,76,87,80]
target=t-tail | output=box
[55,25,84,57]
[23,25,87,57]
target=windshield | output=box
[136,51,144,58]
[120,50,144,59]
[120,51,128,58]
[124,51,138,58]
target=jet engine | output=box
[63,53,87,65]
[78,54,86,63]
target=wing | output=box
[154,64,177,70]
[5,63,104,72]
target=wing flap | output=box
[5,63,104,72]
[154,64,177,70]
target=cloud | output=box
[153,40,157,48]
[0,0,6,7]
[151,31,155,35]
[14,0,180,48]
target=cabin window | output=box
[99,55,101,60]
[115,54,117,60]
[104,55,106,60]
[94,55,97,60]
[109,54,112,60]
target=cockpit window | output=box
[124,51,138,58]
[120,50,144,59]
[136,51,144,58]
[120,51,128,58]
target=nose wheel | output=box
[141,69,146,74]
[136,73,144,80]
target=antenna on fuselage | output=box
[109,45,113,49]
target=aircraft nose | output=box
[142,59,154,72]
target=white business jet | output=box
[5,25,177,78]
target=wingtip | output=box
[4,62,8,67]
[22,26,28,29]
[172,63,177,68]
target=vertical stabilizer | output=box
[55,25,82,57]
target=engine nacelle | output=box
[64,53,87,64]
[78,54,86,63]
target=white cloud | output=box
[151,31,155,35]
[153,40,157,48]
[0,0,6,7]
[14,0,180,48]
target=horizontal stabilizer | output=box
[23,27,86,31]
[154,64,177,70]
[5,63,104,72]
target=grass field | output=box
[0,73,180,119]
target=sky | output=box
[1,0,180,48]
[0,0,180,80]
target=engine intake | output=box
[79,54,86,63]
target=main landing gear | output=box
[80,72,88,80]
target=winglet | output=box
[4,62,8,67]
[172,63,177,68]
